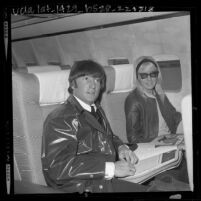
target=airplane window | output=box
[157,59,182,92]
[108,58,129,65]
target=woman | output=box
[124,56,189,185]
[124,56,181,144]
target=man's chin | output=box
[86,97,97,104]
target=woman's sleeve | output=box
[164,95,182,132]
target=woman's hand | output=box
[155,83,165,95]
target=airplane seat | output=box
[181,94,193,191]
[12,69,70,189]
[14,64,71,73]
[102,64,136,143]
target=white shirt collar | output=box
[74,95,96,112]
[143,90,156,99]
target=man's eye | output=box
[95,78,101,82]
[84,76,89,80]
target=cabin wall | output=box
[12,15,191,112]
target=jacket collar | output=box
[136,87,156,99]
[67,95,85,114]
[67,95,107,134]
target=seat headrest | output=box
[104,64,135,93]
[27,65,61,73]
[15,65,71,73]
[33,70,70,106]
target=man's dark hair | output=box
[68,60,106,94]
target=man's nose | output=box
[89,79,96,88]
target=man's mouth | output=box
[87,91,96,95]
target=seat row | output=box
[12,63,136,188]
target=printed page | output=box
[134,142,178,160]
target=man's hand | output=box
[114,160,136,178]
[118,145,138,165]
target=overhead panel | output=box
[11,12,176,41]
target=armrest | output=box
[14,180,64,194]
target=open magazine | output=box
[120,134,184,184]
[154,133,184,147]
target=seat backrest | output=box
[102,64,135,143]
[13,69,70,185]
[181,94,193,191]
[14,64,71,73]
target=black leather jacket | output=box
[41,95,124,193]
[125,88,182,144]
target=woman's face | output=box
[137,62,159,92]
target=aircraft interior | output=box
[5,11,196,197]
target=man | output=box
[41,60,149,193]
